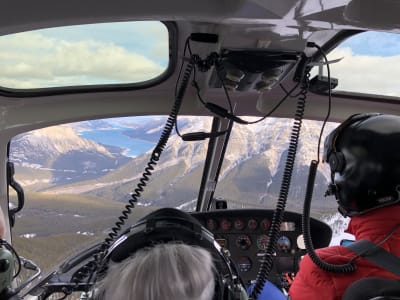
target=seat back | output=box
[342,278,400,300]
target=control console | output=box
[191,209,332,287]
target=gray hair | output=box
[96,243,215,300]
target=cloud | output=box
[38,21,170,63]
[325,47,400,97]
[0,29,168,89]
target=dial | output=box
[277,236,291,251]
[297,234,306,250]
[234,219,245,230]
[261,218,271,231]
[235,234,252,250]
[257,234,270,251]
[220,218,232,231]
[206,218,218,231]
[247,218,258,230]
[237,256,252,272]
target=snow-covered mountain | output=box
[322,212,355,246]
[12,125,113,165]
[137,116,338,209]
[10,124,131,187]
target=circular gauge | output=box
[237,256,252,272]
[234,219,245,230]
[261,218,271,231]
[247,218,258,230]
[206,218,218,231]
[297,234,306,250]
[256,234,269,251]
[220,218,232,231]
[235,234,252,250]
[277,236,291,251]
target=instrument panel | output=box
[191,209,332,287]
[22,208,333,298]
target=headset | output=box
[0,240,15,298]
[322,113,389,216]
[323,113,382,174]
[95,208,248,300]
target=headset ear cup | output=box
[328,152,345,173]
[220,281,248,300]
[235,284,249,300]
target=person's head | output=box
[323,113,400,217]
[96,208,247,300]
[97,243,215,300]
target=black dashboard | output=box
[191,209,332,287]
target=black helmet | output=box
[323,113,400,217]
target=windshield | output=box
[9,115,350,275]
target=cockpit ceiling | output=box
[0,0,400,125]
[2,0,400,36]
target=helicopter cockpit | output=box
[0,1,400,300]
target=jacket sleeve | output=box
[288,254,339,300]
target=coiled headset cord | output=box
[250,70,309,299]
[71,55,195,286]
[302,160,356,273]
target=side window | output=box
[322,31,400,97]
[0,21,170,90]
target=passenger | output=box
[96,243,215,300]
[289,113,400,300]
[94,208,226,300]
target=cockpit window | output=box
[0,21,170,90]
[325,31,400,97]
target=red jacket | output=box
[289,205,400,300]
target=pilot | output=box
[289,113,400,300]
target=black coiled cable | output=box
[71,59,195,286]
[302,161,356,273]
[250,71,309,300]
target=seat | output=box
[342,277,400,300]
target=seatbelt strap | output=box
[346,239,400,276]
